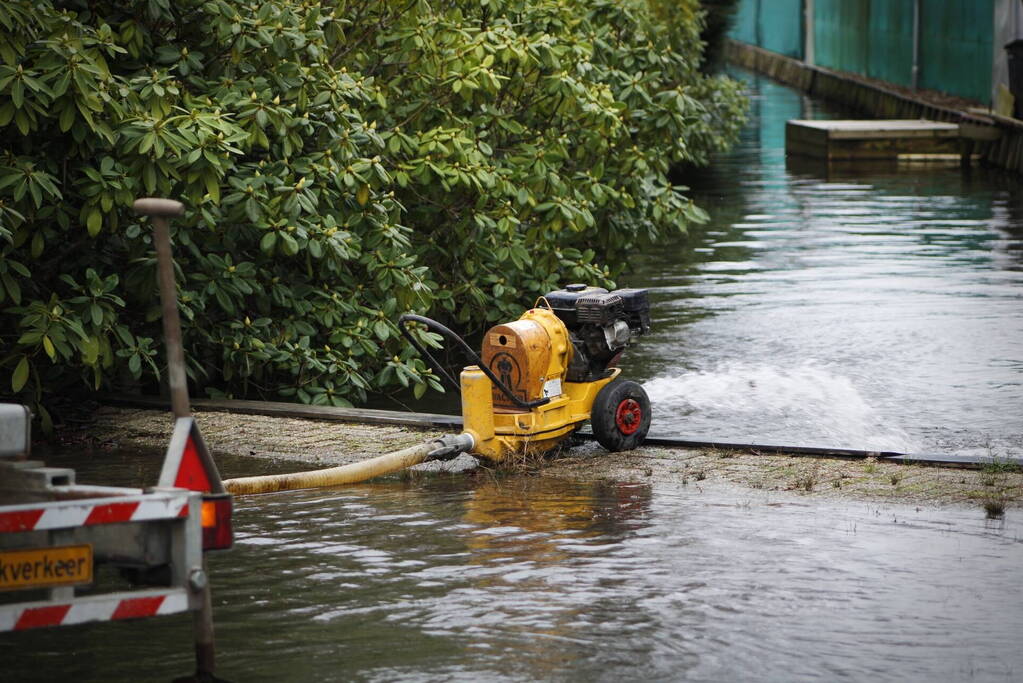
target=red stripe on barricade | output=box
[0,509,45,533]
[84,501,140,525]
[111,596,166,620]
[177,503,190,518]
[15,605,71,630]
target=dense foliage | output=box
[0,0,745,423]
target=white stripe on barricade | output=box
[0,588,192,631]
[35,504,91,531]
[132,497,190,522]
[1,492,191,533]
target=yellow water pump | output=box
[399,284,653,462]
[224,286,654,495]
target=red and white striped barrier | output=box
[0,493,191,534]
[0,588,190,631]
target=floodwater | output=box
[3,451,1022,682]
[622,71,1023,459]
[4,71,1023,682]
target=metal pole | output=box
[804,0,815,66]
[911,0,921,91]
[133,198,190,419]
[754,0,762,48]
[192,558,216,678]
[133,198,218,681]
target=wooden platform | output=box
[785,119,963,161]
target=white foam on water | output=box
[644,362,918,452]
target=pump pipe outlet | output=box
[222,433,475,495]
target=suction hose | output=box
[222,433,475,495]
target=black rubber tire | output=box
[591,379,651,452]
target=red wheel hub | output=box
[615,398,643,435]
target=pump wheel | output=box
[591,379,651,452]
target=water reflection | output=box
[623,70,1023,457]
[3,466,1022,682]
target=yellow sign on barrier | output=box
[0,545,93,591]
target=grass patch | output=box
[500,444,571,474]
[982,459,1021,474]
[983,499,1006,519]
[793,470,818,492]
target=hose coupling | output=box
[425,432,475,461]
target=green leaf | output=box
[260,231,277,253]
[81,336,100,365]
[37,403,53,436]
[12,356,29,392]
[1,273,20,305]
[11,78,23,108]
[279,232,298,256]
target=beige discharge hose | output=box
[223,433,475,495]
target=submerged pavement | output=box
[74,406,1022,512]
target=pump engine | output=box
[543,284,651,382]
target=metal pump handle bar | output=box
[397,314,550,411]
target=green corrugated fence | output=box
[864,0,915,87]
[729,0,995,104]
[731,0,805,59]
[917,0,994,103]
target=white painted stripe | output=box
[131,497,190,521]
[35,505,90,530]
[156,590,190,615]
[12,492,193,531]
[0,589,193,631]
[64,598,117,626]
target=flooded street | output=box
[622,71,1023,458]
[4,70,1023,681]
[207,482,1023,682]
[3,467,1021,682]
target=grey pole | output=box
[133,198,190,419]
[911,0,921,91]
[133,198,218,681]
[804,0,815,67]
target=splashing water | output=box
[644,362,918,452]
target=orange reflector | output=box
[200,494,233,551]
[201,500,216,528]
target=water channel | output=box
[3,70,1022,681]
[622,71,1023,459]
[3,446,1022,682]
